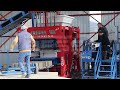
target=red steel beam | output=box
[82,11,120,27]
[83,11,100,23]
[0,11,13,21]
[30,11,120,16]
[0,30,18,49]
[44,12,48,26]
[0,14,7,20]
[68,12,120,16]
[80,32,96,34]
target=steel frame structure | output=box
[0,11,120,78]
[68,12,120,16]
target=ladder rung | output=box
[97,76,111,79]
[83,76,94,77]
[101,60,111,62]
[100,65,111,66]
[99,71,111,72]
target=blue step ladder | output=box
[0,11,31,36]
[96,42,117,79]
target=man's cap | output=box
[21,25,28,31]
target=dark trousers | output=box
[102,45,111,71]
[102,45,110,60]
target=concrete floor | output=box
[0,72,70,79]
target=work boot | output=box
[25,74,30,78]
[21,73,26,78]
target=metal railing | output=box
[111,42,117,78]
[94,43,102,79]
[95,42,117,79]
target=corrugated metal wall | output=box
[0,11,90,65]
[101,11,120,41]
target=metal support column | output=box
[31,12,35,27]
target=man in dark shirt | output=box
[96,23,110,59]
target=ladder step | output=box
[97,76,111,79]
[82,76,94,79]
[100,65,111,66]
[99,71,111,72]
[83,76,94,78]
[101,60,111,62]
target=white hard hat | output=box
[21,25,28,30]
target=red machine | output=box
[25,26,80,78]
